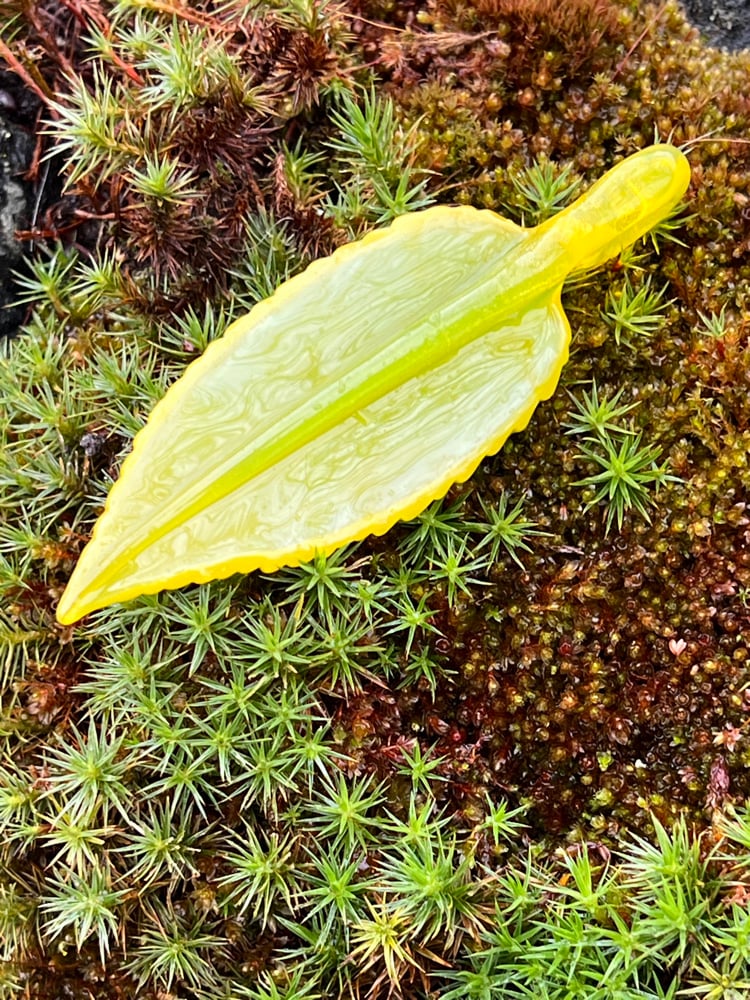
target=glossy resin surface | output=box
[56,145,691,623]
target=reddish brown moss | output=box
[328,0,750,840]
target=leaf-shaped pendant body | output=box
[56,145,690,623]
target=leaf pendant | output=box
[57,145,690,623]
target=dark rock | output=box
[682,0,750,50]
[0,74,35,338]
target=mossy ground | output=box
[378,0,750,837]
[2,0,750,997]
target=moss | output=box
[342,0,750,837]
[2,0,750,996]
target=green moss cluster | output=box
[2,0,750,996]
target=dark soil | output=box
[683,0,750,49]
[0,69,37,338]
